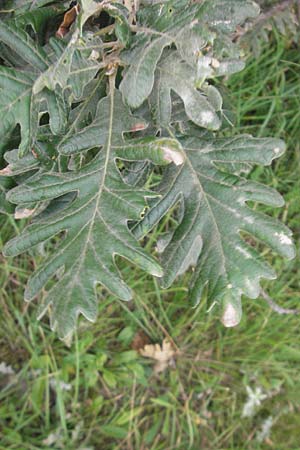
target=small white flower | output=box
[256,416,274,443]
[0,362,15,375]
[50,378,72,392]
[42,429,63,446]
[242,386,267,418]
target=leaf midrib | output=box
[68,83,115,285]
[60,75,104,145]
[185,154,227,275]
[164,130,227,277]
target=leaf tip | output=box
[162,146,185,166]
[14,208,35,220]
[130,122,147,132]
[273,231,296,260]
[154,138,185,166]
[0,166,13,176]
[272,141,286,159]
[221,298,241,328]
[151,264,164,278]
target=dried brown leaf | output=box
[56,4,80,38]
[139,338,176,373]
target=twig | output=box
[256,0,296,23]
[94,24,115,37]
[260,289,300,315]
[236,0,298,39]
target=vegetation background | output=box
[0,3,300,449]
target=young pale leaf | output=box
[120,0,259,110]
[119,1,208,109]
[134,135,295,324]
[3,89,183,338]
[120,35,172,109]
[150,52,221,130]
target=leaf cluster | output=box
[0,0,295,338]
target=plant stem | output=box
[261,289,300,315]
[257,0,297,23]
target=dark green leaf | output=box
[3,90,183,338]
[134,135,295,325]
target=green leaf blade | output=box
[135,135,295,325]
[120,35,172,109]
[0,20,49,71]
[4,90,166,338]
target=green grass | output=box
[1,30,300,450]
